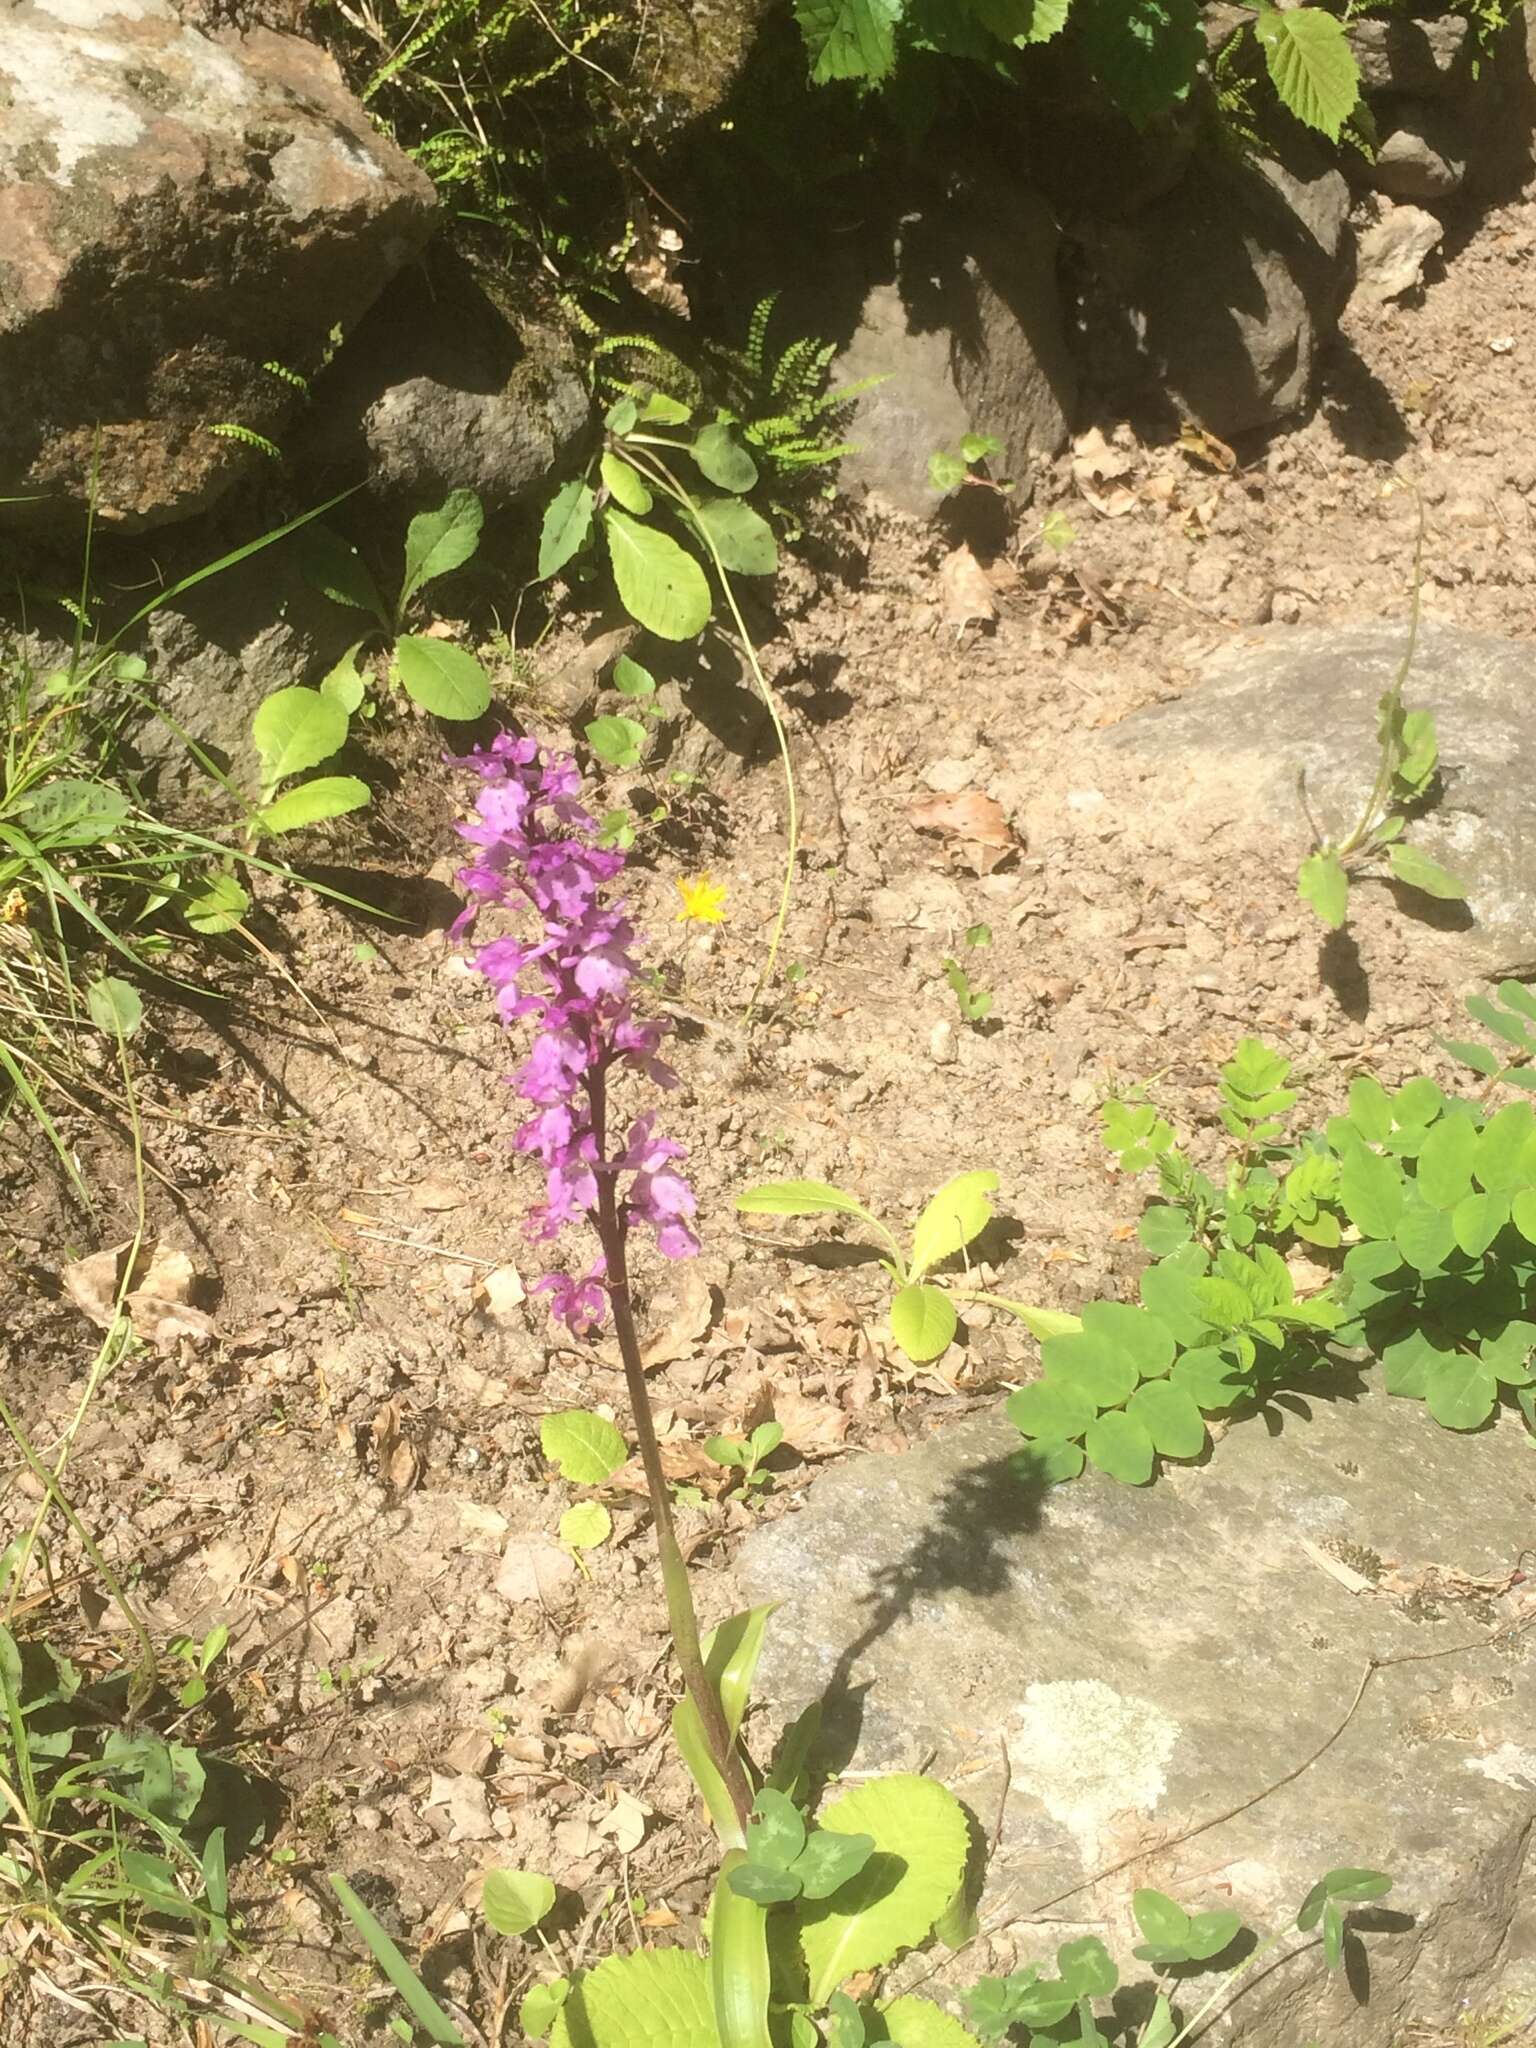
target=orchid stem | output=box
[588,1070,754,1835]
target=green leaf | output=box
[330,1874,466,2046]
[520,1981,570,2040]
[692,423,759,493]
[674,1605,772,1850]
[257,776,370,835]
[1055,1936,1117,1998]
[1425,1356,1499,1431]
[1011,1437,1087,1485]
[482,1868,556,1937]
[1255,4,1360,140]
[605,396,639,435]
[799,1775,969,2004]
[736,1180,890,1241]
[1138,1205,1193,1255]
[1133,1890,1191,1949]
[1416,1114,1477,1209]
[1084,1410,1156,1484]
[14,777,131,848]
[794,0,902,83]
[541,1411,626,1484]
[1079,1300,1176,1380]
[1078,0,1203,123]
[1346,1075,1394,1144]
[300,524,389,624]
[910,1171,999,1281]
[604,509,711,641]
[319,642,368,714]
[693,497,779,575]
[585,715,647,769]
[181,872,250,935]
[1387,841,1466,902]
[559,1502,612,1551]
[1184,1909,1243,1960]
[929,451,967,493]
[1381,1326,1452,1399]
[1394,1193,1457,1276]
[539,481,596,581]
[746,1787,806,1872]
[252,685,348,789]
[1169,1347,1250,1410]
[890,1283,958,1363]
[1453,1191,1510,1259]
[613,655,656,697]
[883,1997,986,2048]
[393,636,492,720]
[792,1829,876,1901]
[1475,1103,1535,1192]
[1126,1380,1206,1458]
[1140,1994,1177,2048]
[401,489,483,611]
[601,452,654,516]
[728,1861,802,1903]
[1338,1146,1406,1238]
[1006,1379,1098,1440]
[1439,1036,1504,1078]
[550,1950,718,2048]
[641,391,692,425]
[87,976,143,1038]
[1041,1328,1138,1410]
[1298,849,1350,928]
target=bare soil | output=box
[4,185,1536,2046]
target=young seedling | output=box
[943,923,995,1025]
[929,432,1013,496]
[705,1420,783,1498]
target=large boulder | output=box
[1096,621,1536,977]
[0,0,437,532]
[738,1385,1536,2044]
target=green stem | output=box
[1154,1931,1285,2048]
[1337,497,1425,860]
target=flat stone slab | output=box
[737,1386,1536,2042]
[1097,620,1536,976]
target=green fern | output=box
[207,423,283,462]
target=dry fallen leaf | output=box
[770,1383,850,1460]
[412,1173,467,1213]
[478,1265,526,1322]
[1072,426,1138,518]
[595,1788,651,1853]
[641,1265,717,1370]
[62,1240,217,1351]
[909,789,1015,851]
[495,1536,577,1606]
[938,544,998,634]
[424,1771,496,1844]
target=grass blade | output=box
[328,1872,465,2046]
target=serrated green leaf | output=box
[393,636,492,720]
[401,489,483,611]
[604,509,711,640]
[1425,1356,1499,1431]
[601,452,653,516]
[1006,1378,1098,1439]
[890,1284,957,1363]
[482,1868,555,1937]
[585,714,647,769]
[693,497,779,576]
[1084,1410,1156,1484]
[88,976,143,1038]
[550,1950,718,2048]
[1298,848,1350,928]
[540,1410,626,1484]
[257,775,370,835]
[1126,1380,1206,1458]
[1255,5,1360,140]
[1388,841,1466,902]
[794,0,902,83]
[539,481,596,581]
[910,1171,999,1281]
[799,1775,969,2004]
[252,685,348,789]
[692,423,759,493]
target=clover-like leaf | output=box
[1084,1410,1156,1485]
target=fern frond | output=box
[207,423,283,461]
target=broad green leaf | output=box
[1396,1077,1447,1124]
[181,872,250,935]
[1440,1036,1503,1078]
[1041,1327,1137,1409]
[929,450,967,493]
[1346,1075,1394,1144]
[1079,1300,1176,1380]
[520,1981,570,2040]
[882,1998,986,2048]
[1184,1909,1243,1960]
[558,1502,611,1551]
[1337,1146,1405,1238]
[1138,1205,1193,1255]
[727,1861,802,1903]
[394,636,492,720]
[693,497,778,575]
[1416,1111,1477,1208]
[257,776,370,835]
[539,480,596,581]
[965,0,1070,44]
[14,777,131,848]
[674,1605,772,1850]
[1297,849,1349,928]
[890,1283,957,1362]
[910,1171,999,1281]
[792,1829,876,1901]
[1395,708,1438,794]
[613,654,656,697]
[986,1299,1083,1342]
[301,524,389,624]
[1475,1103,1535,1192]
[604,509,711,640]
[601,452,654,516]
[1006,1378,1097,1439]
[1425,1356,1498,1431]
[1388,841,1466,902]
[1453,1191,1510,1259]
[1056,1936,1118,1998]
[541,1410,625,1484]
[1255,5,1360,140]
[1169,1347,1250,1410]
[1011,1437,1086,1484]
[746,1787,806,1872]
[1140,1254,1212,1348]
[1140,1995,1177,2048]
[1381,1326,1453,1399]
[1133,1890,1191,1948]
[585,714,647,769]
[710,1853,774,2048]
[401,489,483,611]
[737,1179,873,1220]
[482,1868,556,1937]
[330,1873,466,2046]
[87,976,143,1038]
[1084,1410,1156,1484]
[1394,1194,1456,1276]
[319,642,367,713]
[1077,0,1203,122]
[641,391,692,424]
[604,395,639,435]
[799,1775,969,2004]
[692,423,759,493]
[550,1950,718,2048]
[1126,1380,1206,1458]
[1482,1322,1536,1384]
[252,685,348,789]
[794,0,901,79]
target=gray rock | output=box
[1354,203,1444,303]
[363,356,588,510]
[0,0,436,533]
[1100,621,1536,975]
[837,190,1075,519]
[738,1386,1536,2043]
[1348,14,1471,96]
[1369,104,1469,199]
[1091,149,1350,435]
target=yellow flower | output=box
[675,873,728,924]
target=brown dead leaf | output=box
[1072,426,1138,518]
[1177,421,1237,473]
[609,1440,725,1497]
[62,1240,217,1351]
[595,1788,651,1853]
[938,545,998,634]
[478,1265,526,1322]
[411,1173,467,1212]
[495,1536,577,1606]
[625,202,689,318]
[909,789,1015,853]
[770,1383,850,1460]
[641,1265,717,1371]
